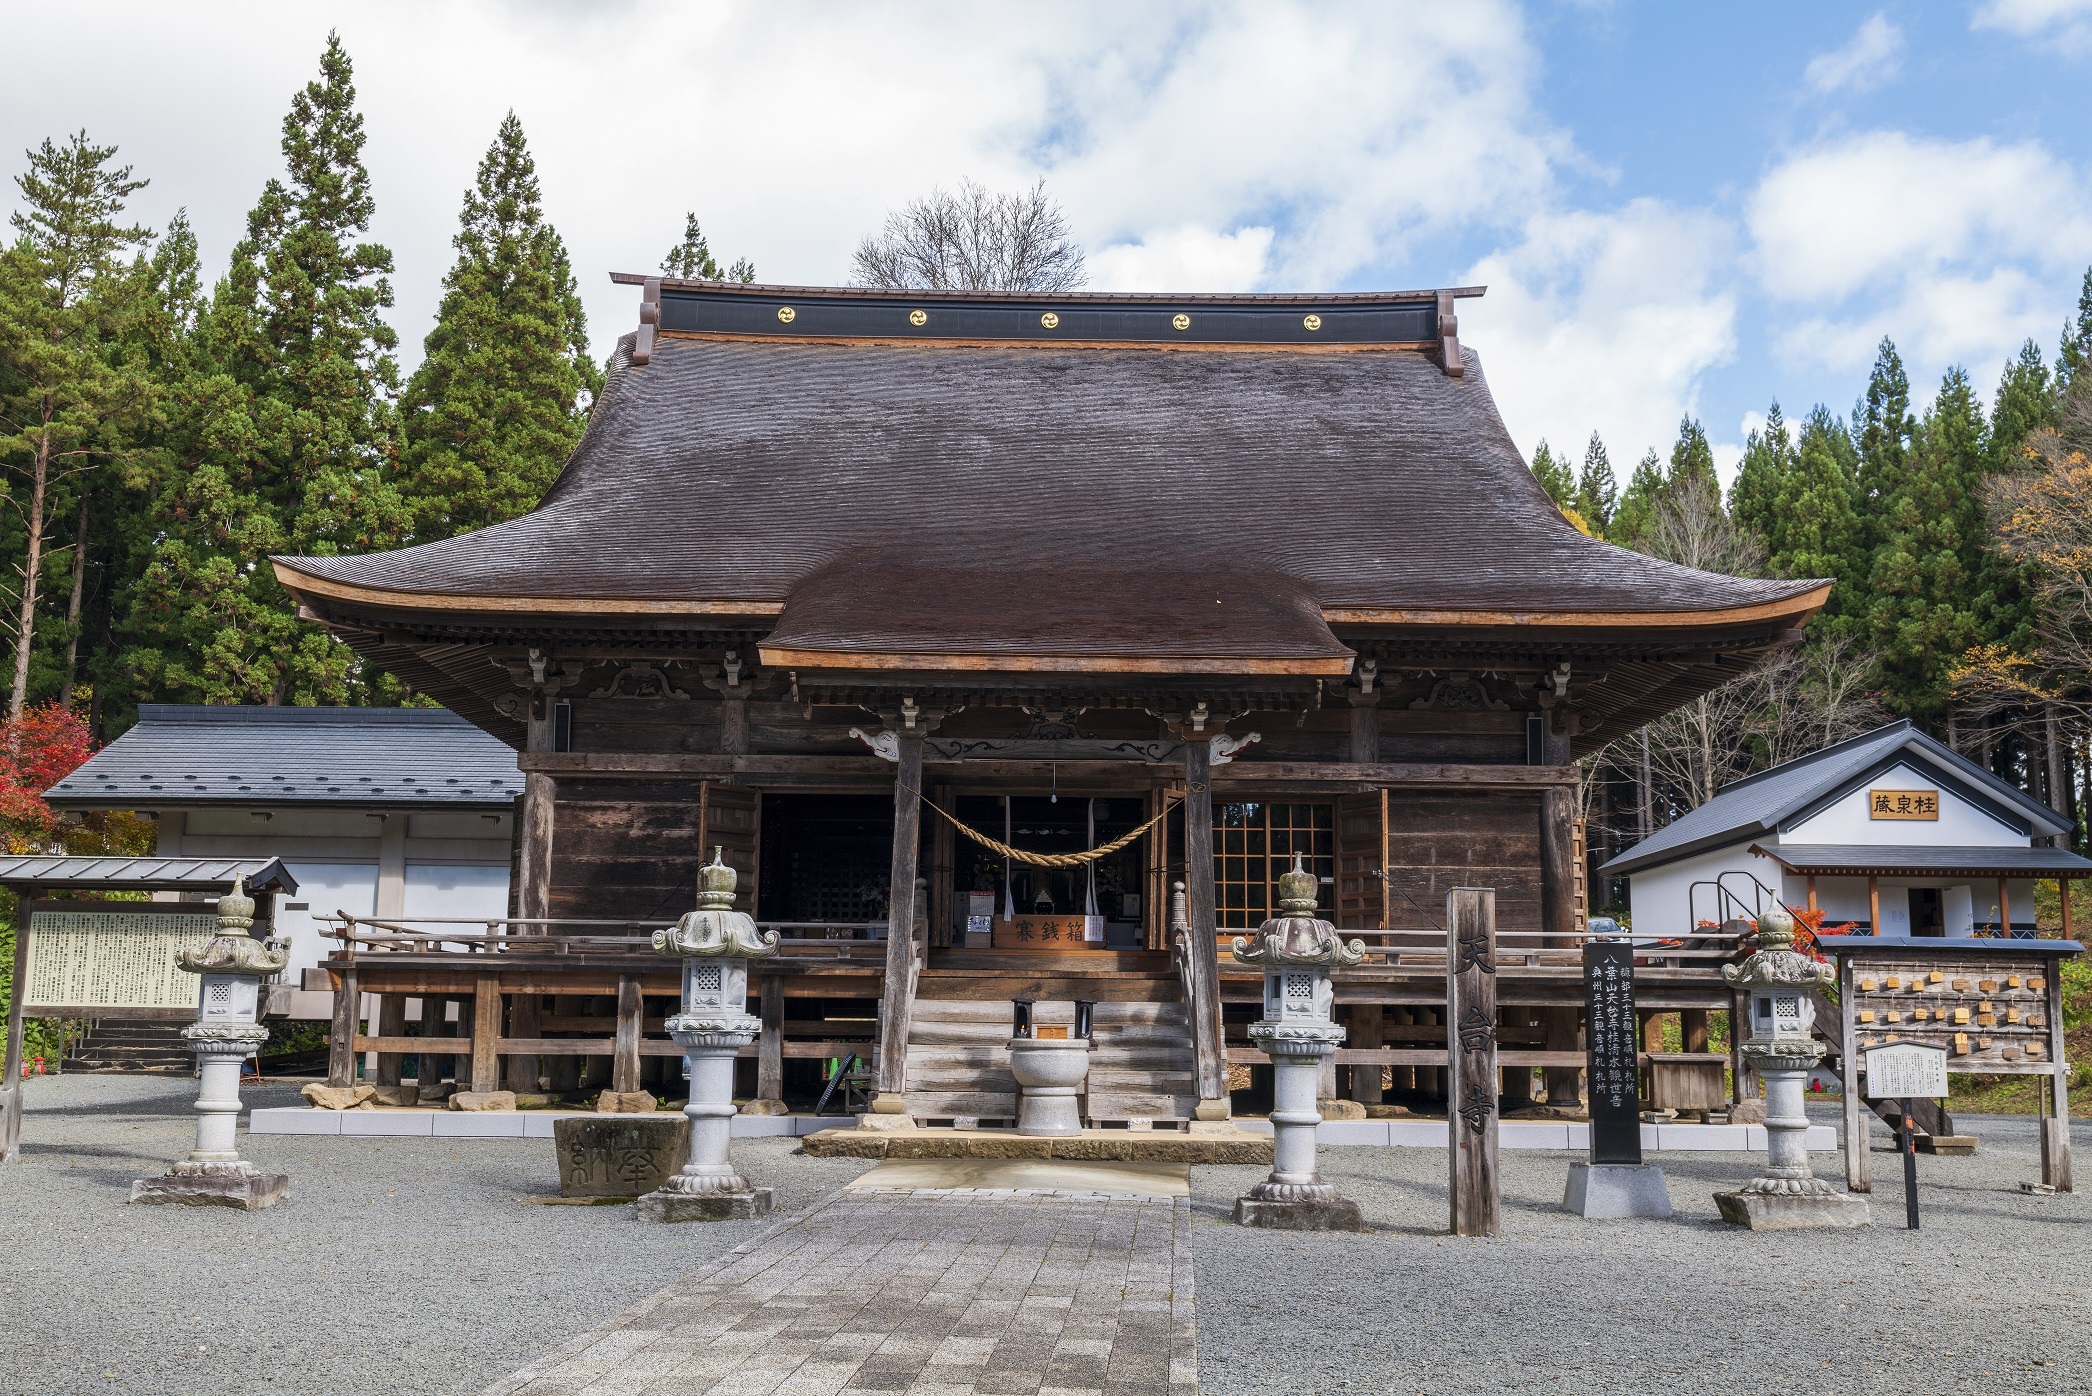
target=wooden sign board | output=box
[1865,1041,1949,1100]
[1868,788,1939,820]
[990,915,1105,951]
[1446,887,1501,1238]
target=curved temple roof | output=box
[276,282,1823,675]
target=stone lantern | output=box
[131,877,291,1210]
[1229,852,1366,1231]
[1713,904,1869,1229]
[637,848,780,1222]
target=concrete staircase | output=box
[903,996,1199,1126]
[65,1020,194,1075]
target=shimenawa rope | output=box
[903,786,1179,868]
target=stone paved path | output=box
[484,1186,1198,1396]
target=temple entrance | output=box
[950,795,1149,949]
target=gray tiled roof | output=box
[0,855,296,892]
[1753,844,2092,876]
[47,706,522,809]
[1600,720,2069,876]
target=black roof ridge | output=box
[134,704,475,725]
[610,274,1487,307]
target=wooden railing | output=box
[322,915,894,957]
[1211,925,1750,972]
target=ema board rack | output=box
[1818,935,2080,1195]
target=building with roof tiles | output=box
[1602,720,2092,939]
[264,279,1831,1119]
[46,705,520,1019]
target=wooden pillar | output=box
[375,994,407,1087]
[326,967,360,1087]
[2045,960,2074,1191]
[1806,876,1818,913]
[1388,1006,1415,1095]
[518,773,556,923]
[1499,1006,1534,1110]
[874,729,924,1098]
[755,970,785,1107]
[1999,879,2013,936]
[1839,955,1868,1192]
[1349,1004,1384,1104]
[1447,887,1500,1238]
[504,994,541,1094]
[0,890,34,1163]
[1681,1008,1709,1053]
[1539,737,1581,1105]
[2063,878,2074,940]
[1867,877,1880,935]
[718,691,750,755]
[1348,694,1380,764]
[929,783,956,949]
[1729,988,1755,1106]
[612,974,642,1096]
[471,975,502,1093]
[1182,736,1228,1104]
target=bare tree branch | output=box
[851,178,1086,293]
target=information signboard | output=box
[1583,939,1642,1166]
[1865,1041,1949,1100]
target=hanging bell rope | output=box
[905,786,1179,868]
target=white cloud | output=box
[1973,0,2092,51]
[0,0,1565,367]
[1460,200,1737,473]
[1804,14,1903,93]
[1088,226,1274,291]
[1747,130,2092,379]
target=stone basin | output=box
[1008,1037,1092,1137]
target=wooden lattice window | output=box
[1214,801,1334,928]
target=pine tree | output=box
[1668,415,1716,490]
[661,212,755,282]
[1853,337,1914,559]
[1780,406,1863,601]
[1610,449,1666,549]
[1729,402,1792,549]
[125,33,406,705]
[1991,339,2055,470]
[2057,266,2092,388]
[1868,366,1988,714]
[0,131,155,718]
[398,112,600,542]
[1529,438,1575,508]
[1576,432,1617,534]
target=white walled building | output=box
[1603,720,2091,938]
[46,706,522,1017]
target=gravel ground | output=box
[1190,1112,2092,1395]
[4,1075,2089,1396]
[0,1074,876,1396]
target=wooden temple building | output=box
[276,279,1829,1126]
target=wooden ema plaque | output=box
[1582,940,1643,1166]
[1847,959,2052,1066]
[1446,887,1501,1237]
[989,915,1105,951]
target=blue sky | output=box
[4,1,2089,482]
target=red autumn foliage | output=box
[0,704,94,852]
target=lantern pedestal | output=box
[636,1019,772,1222]
[1714,906,1869,1230]
[1227,857,1369,1233]
[635,848,780,1223]
[1713,1049,1869,1230]
[132,1023,288,1211]
[1563,1163,1672,1219]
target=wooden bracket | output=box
[1436,290,1463,378]
[633,276,662,365]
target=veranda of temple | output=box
[272,278,1829,1127]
